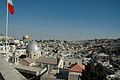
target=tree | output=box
[81,61,108,80]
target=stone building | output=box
[26,41,42,59]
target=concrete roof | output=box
[23,57,35,64]
[14,64,42,73]
[0,59,26,80]
[35,57,58,65]
[14,64,44,75]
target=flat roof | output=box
[0,59,26,80]
[35,57,58,65]
[14,64,42,73]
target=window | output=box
[64,62,65,65]
[69,62,71,65]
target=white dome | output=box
[26,41,40,52]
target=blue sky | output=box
[0,0,120,40]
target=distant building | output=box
[63,58,82,68]
[68,64,85,80]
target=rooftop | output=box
[35,56,58,65]
[0,59,26,80]
[69,64,85,72]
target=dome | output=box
[23,35,30,39]
[26,41,40,52]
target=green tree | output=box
[81,61,108,80]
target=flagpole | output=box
[6,0,9,56]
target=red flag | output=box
[8,0,14,14]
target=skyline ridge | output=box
[0,0,120,40]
